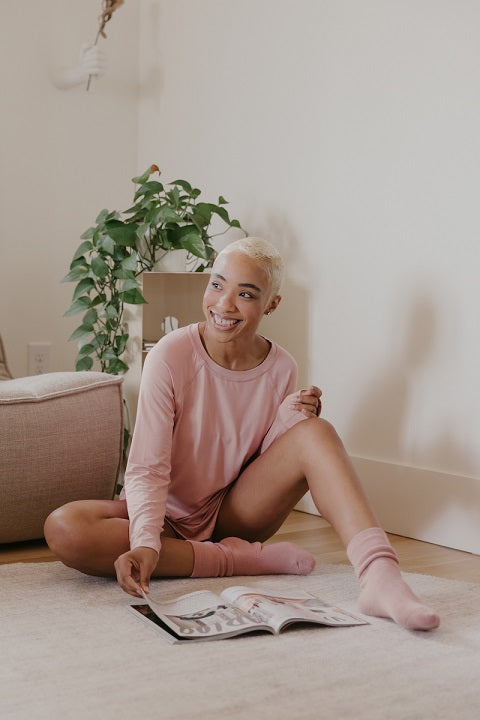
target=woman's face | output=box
[202,251,279,343]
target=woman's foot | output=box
[347,527,440,631]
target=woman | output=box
[45,236,439,631]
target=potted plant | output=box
[63,164,244,375]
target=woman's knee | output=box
[44,501,98,565]
[291,416,342,448]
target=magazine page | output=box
[140,589,270,640]
[221,586,368,633]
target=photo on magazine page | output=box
[129,598,269,643]
[128,586,368,643]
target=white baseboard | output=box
[295,456,480,555]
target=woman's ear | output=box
[265,295,281,315]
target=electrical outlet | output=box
[28,342,51,375]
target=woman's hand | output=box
[290,385,322,418]
[114,546,159,597]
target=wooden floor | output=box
[273,511,480,583]
[0,511,478,583]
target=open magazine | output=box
[128,585,368,643]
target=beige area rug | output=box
[1,561,479,720]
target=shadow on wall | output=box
[254,213,311,388]
[261,279,310,387]
[346,292,437,461]
[345,291,478,540]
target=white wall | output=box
[136,0,480,549]
[0,0,140,376]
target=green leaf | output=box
[121,278,141,292]
[151,206,182,225]
[64,296,92,316]
[169,179,193,194]
[134,181,164,200]
[169,225,207,259]
[192,203,213,226]
[230,219,242,229]
[136,222,150,240]
[132,167,153,185]
[100,347,120,361]
[62,265,89,283]
[90,333,108,350]
[123,203,142,216]
[145,180,164,193]
[75,355,94,371]
[211,204,230,224]
[80,227,96,240]
[98,234,115,256]
[218,195,228,205]
[121,253,138,272]
[77,343,96,357]
[70,255,89,269]
[115,333,129,354]
[184,235,208,258]
[148,228,169,252]
[68,325,93,342]
[91,255,109,278]
[89,293,106,307]
[82,308,98,329]
[105,304,120,320]
[112,244,129,263]
[121,288,147,304]
[95,209,110,224]
[105,220,138,247]
[167,186,181,208]
[113,268,135,280]
[105,357,129,375]
[72,277,95,301]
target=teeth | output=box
[212,313,238,327]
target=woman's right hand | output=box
[114,546,159,597]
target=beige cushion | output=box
[0,371,123,543]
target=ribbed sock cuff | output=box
[188,540,234,578]
[346,526,399,579]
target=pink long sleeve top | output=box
[123,323,304,554]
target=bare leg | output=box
[44,499,194,578]
[213,418,439,630]
[45,497,314,582]
[214,417,378,545]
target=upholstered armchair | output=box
[0,335,124,543]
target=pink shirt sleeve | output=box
[124,352,175,554]
[260,391,306,453]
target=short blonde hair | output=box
[217,236,285,298]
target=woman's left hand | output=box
[290,385,322,418]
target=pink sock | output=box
[347,527,440,631]
[189,537,316,577]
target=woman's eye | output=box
[211,282,221,290]
[239,291,254,299]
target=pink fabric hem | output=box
[165,485,230,541]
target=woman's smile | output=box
[210,311,241,330]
